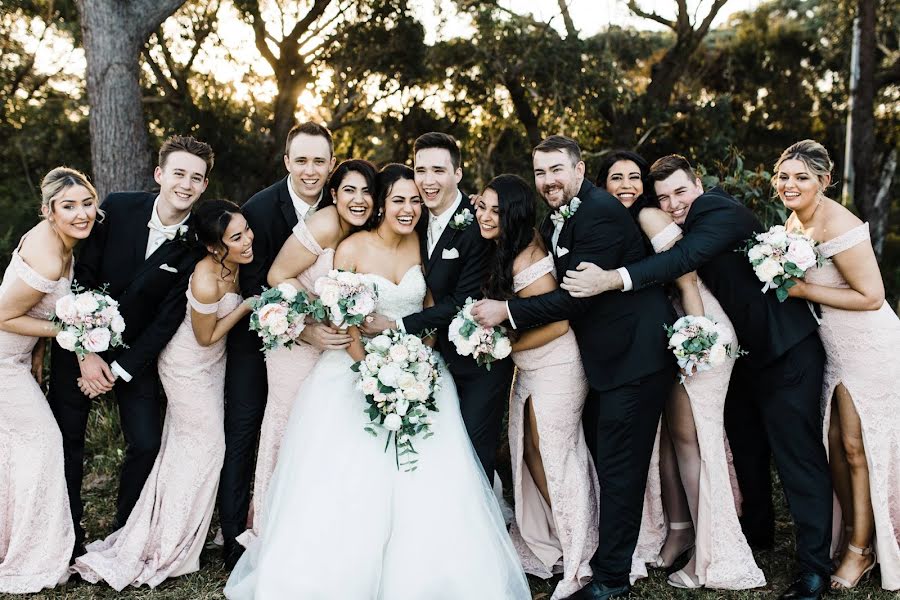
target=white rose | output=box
[377,363,403,387]
[669,332,687,349]
[111,314,126,334]
[361,377,379,395]
[276,282,298,302]
[447,316,465,342]
[56,328,78,351]
[82,327,111,353]
[396,371,417,390]
[389,344,409,363]
[370,335,393,353]
[784,239,817,272]
[714,323,733,346]
[766,226,788,247]
[404,335,423,352]
[335,270,359,286]
[394,398,410,417]
[754,257,784,283]
[268,315,290,335]
[365,353,383,371]
[74,292,99,316]
[383,413,403,431]
[747,243,769,262]
[55,294,78,323]
[257,303,288,328]
[315,278,341,305]
[348,293,375,316]
[374,392,387,404]
[708,343,728,366]
[493,336,512,359]
[454,337,474,356]
[461,302,474,320]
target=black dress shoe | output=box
[778,572,828,600]
[223,543,244,570]
[566,581,631,600]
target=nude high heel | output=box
[830,543,876,590]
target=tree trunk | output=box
[851,0,876,220]
[76,0,186,200]
[503,74,542,149]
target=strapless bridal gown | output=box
[225,265,530,600]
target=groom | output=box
[560,154,832,600]
[48,135,212,556]
[472,135,675,600]
[362,132,514,479]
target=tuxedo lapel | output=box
[130,194,156,271]
[277,177,299,230]
[425,195,469,278]
[416,208,429,267]
[130,214,194,284]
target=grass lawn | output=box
[6,398,895,600]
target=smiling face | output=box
[776,158,827,214]
[380,178,422,236]
[284,133,335,204]
[414,147,462,216]
[475,188,500,241]
[154,151,209,217]
[46,184,98,241]
[332,170,374,228]
[218,213,254,265]
[654,169,704,225]
[533,149,584,210]
[605,159,644,208]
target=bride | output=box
[225,164,530,599]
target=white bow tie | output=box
[147,220,179,241]
[550,211,565,229]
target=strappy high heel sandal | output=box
[830,543,876,590]
[650,521,695,569]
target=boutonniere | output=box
[449,208,474,230]
[176,224,189,240]
[550,197,581,228]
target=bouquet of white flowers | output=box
[351,330,442,471]
[665,315,742,381]
[447,297,512,370]
[53,284,126,359]
[745,225,822,302]
[311,269,377,328]
[248,282,312,352]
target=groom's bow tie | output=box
[147,220,180,240]
[550,211,566,229]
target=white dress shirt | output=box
[287,176,324,222]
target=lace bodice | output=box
[513,254,556,293]
[805,223,870,289]
[360,265,426,322]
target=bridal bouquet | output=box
[248,283,312,352]
[351,330,442,471]
[448,297,512,370]
[745,225,821,302]
[53,284,126,359]
[311,269,377,328]
[665,315,742,380]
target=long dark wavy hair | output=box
[194,199,243,280]
[595,150,657,217]
[370,163,416,231]
[318,159,378,230]
[482,174,538,301]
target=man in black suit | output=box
[561,155,832,600]
[219,122,351,567]
[48,135,213,556]
[472,135,675,600]
[361,132,514,479]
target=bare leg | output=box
[666,383,701,581]
[655,404,693,568]
[523,396,551,507]
[828,396,853,559]
[831,383,876,589]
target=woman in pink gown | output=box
[73,200,253,590]
[598,152,764,590]
[776,140,900,591]
[475,174,600,600]
[238,159,376,546]
[0,167,97,593]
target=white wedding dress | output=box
[225,266,530,600]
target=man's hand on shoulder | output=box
[561,262,623,297]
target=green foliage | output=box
[697,147,788,228]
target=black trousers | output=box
[451,358,514,480]
[724,333,832,576]
[584,366,672,587]
[47,341,163,549]
[218,340,268,546]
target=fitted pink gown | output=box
[810,223,900,591]
[507,253,600,600]
[0,249,74,594]
[630,223,765,589]
[73,280,242,590]
[237,219,334,547]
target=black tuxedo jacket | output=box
[402,194,491,375]
[626,187,819,366]
[508,179,675,392]
[74,192,204,377]
[230,176,299,351]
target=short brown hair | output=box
[413,132,462,171]
[284,122,334,157]
[649,154,697,183]
[533,135,581,166]
[159,135,214,175]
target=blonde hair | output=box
[772,139,834,196]
[40,167,101,219]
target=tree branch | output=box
[875,55,900,89]
[287,0,333,44]
[556,0,578,39]
[130,0,189,41]
[695,0,729,39]
[627,0,675,30]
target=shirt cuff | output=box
[110,361,132,383]
[396,318,406,333]
[505,301,517,330]
[617,267,634,292]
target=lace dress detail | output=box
[507,253,600,599]
[238,219,335,547]
[0,249,74,593]
[73,278,243,590]
[807,222,900,591]
[631,225,765,590]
